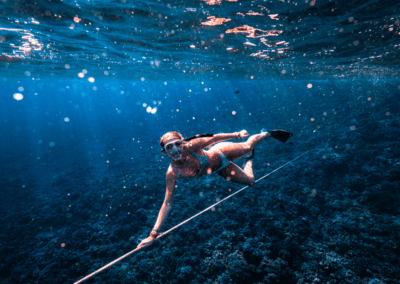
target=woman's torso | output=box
[171,146,225,179]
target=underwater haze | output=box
[1,0,400,284]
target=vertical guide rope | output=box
[73,152,308,284]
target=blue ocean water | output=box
[1,0,400,284]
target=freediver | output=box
[137,129,291,248]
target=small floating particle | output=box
[13,93,23,100]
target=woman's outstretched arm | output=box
[152,168,176,232]
[137,166,178,248]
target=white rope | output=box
[73,152,307,284]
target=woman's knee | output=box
[223,173,254,186]
[242,142,253,152]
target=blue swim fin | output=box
[261,129,293,143]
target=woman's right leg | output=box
[211,132,270,161]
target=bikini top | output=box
[170,149,208,179]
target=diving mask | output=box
[163,139,184,159]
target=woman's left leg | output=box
[217,161,255,186]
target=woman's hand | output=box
[137,235,155,249]
[236,130,249,139]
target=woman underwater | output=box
[138,129,291,248]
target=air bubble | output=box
[13,93,23,100]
